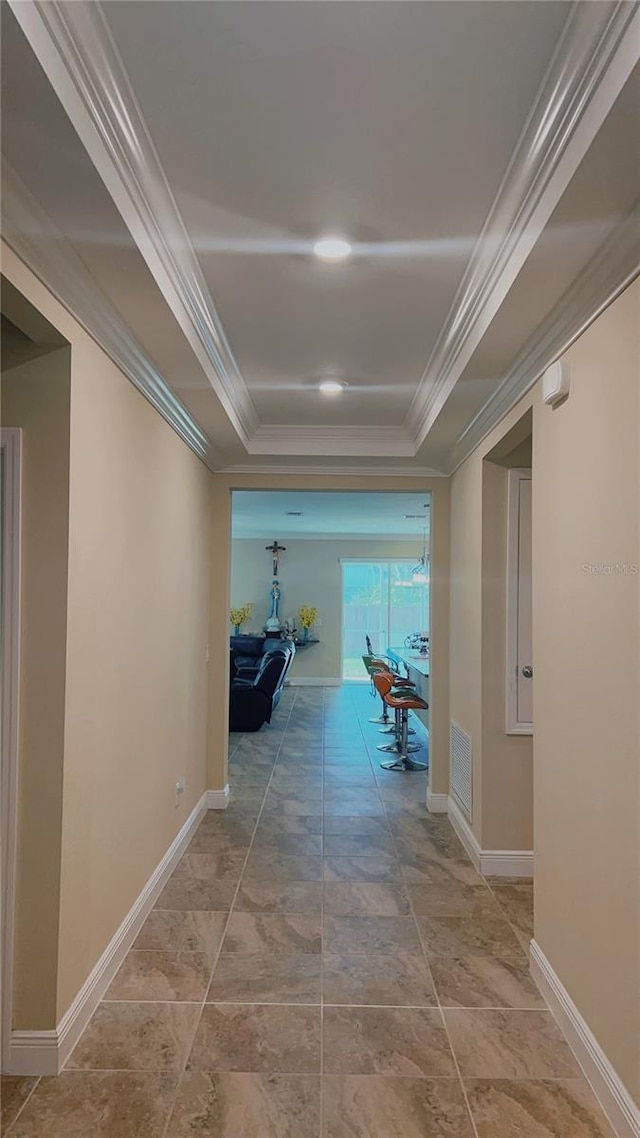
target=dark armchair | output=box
[229,642,295,732]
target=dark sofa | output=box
[230,634,289,678]
[229,639,295,732]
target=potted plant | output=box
[298,605,318,642]
[230,602,254,635]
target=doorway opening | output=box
[228,489,432,742]
[1,281,70,1071]
[480,412,534,894]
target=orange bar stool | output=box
[367,658,395,725]
[369,659,417,733]
[371,666,418,739]
[373,672,421,753]
[379,689,429,772]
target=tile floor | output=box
[2,685,616,1137]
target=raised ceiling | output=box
[232,491,431,541]
[2,1,639,475]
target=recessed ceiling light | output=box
[319,380,347,395]
[313,236,352,262]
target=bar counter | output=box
[387,646,430,731]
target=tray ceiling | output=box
[2,1,639,474]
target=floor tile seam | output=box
[223,692,298,931]
[371,762,436,988]
[43,1065,318,1075]
[368,711,480,1138]
[150,910,234,917]
[105,944,227,963]
[318,948,434,957]
[25,1063,560,1083]
[321,1071,471,1081]
[437,1003,549,1012]
[39,1067,185,1076]
[205,1000,323,1008]
[3,1076,42,1137]
[455,1075,596,1083]
[434,996,483,1138]
[160,717,285,1135]
[158,698,297,1138]
[438,1007,558,1018]
[429,932,482,1138]
[346,697,378,776]
[321,1002,445,1011]
[423,950,531,969]
[99,998,205,1005]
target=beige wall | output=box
[209,475,451,798]
[57,333,212,1019]
[450,278,640,1102]
[449,400,534,848]
[231,537,429,681]
[1,346,71,1030]
[533,279,640,1100]
[2,246,213,1026]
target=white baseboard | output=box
[447,796,534,878]
[206,786,229,809]
[447,796,482,870]
[426,787,449,813]
[286,677,342,686]
[7,790,208,1075]
[530,940,640,1138]
[8,1031,58,1076]
[480,849,534,877]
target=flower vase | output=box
[302,627,309,643]
[234,624,241,635]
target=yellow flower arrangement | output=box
[298,605,318,630]
[230,602,253,631]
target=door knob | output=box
[521,665,533,679]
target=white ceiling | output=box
[232,491,431,541]
[2,1,639,474]
[102,0,570,429]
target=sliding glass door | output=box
[341,561,429,679]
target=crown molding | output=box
[247,423,416,458]
[9,0,259,446]
[1,163,215,465]
[405,0,640,450]
[217,463,446,478]
[449,201,640,472]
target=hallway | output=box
[2,686,614,1137]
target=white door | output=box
[506,469,533,733]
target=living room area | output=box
[227,489,433,736]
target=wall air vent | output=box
[450,722,472,821]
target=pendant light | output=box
[411,526,429,584]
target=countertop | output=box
[388,646,430,678]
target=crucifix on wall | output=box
[266,539,286,577]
